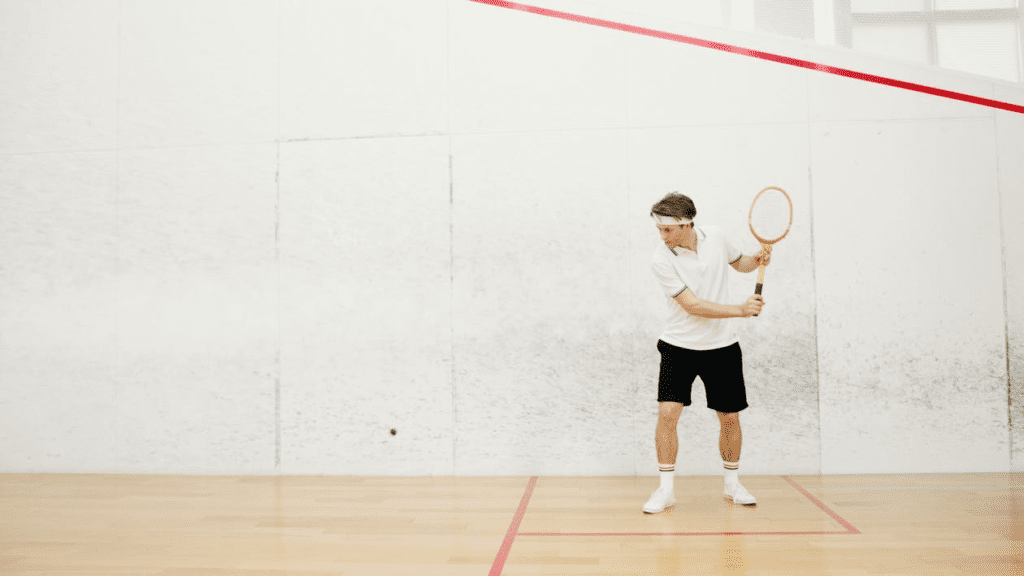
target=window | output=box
[835,0,1023,81]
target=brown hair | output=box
[650,192,696,223]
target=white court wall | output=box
[997,87,1024,473]
[0,0,1021,475]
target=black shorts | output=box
[657,340,748,413]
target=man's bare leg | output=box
[656,402,684,465]
[717,411,741,463]
[644,402,684,514]
[717,411,756,506]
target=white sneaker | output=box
[723,482,757,506]
[643,487,675,514]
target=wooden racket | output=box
[748,186,793,314]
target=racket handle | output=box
[753,247,769,317]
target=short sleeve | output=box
[724,232,742,264]
[652,258,686,298]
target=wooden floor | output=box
[2,473,1021,575]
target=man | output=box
[643,192,768,514]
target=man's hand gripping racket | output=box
[748,186,793,317]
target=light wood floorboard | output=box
[2,473,1020,575]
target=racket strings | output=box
[750,190,791,242]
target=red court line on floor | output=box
[781,475,861,534]
[511,475,859,537]
[468,0,1024,115]
[489,476,538,576]
[521,530,850,536]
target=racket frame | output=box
[747,186,793,305]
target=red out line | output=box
[489,476,538,576]
[468,0,1024,115]
[781,475,861,534]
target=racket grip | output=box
[753,283,763,317]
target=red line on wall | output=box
[489,476,538,576]
[468,0,1024,115]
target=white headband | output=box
[652,213,692,226]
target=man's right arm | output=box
[673,288,763,318]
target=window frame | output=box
[833,0,1023,81]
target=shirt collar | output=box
[669,227,704,256]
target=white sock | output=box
[659,463,675,492]
[723,460,739,486]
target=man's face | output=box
[657,223,688,249]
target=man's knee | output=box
[717,411,740,429]
[658,402,684,424]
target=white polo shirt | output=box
[651,225,743,350]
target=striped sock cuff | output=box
[723,460,739,471]
[659,463,675,472]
